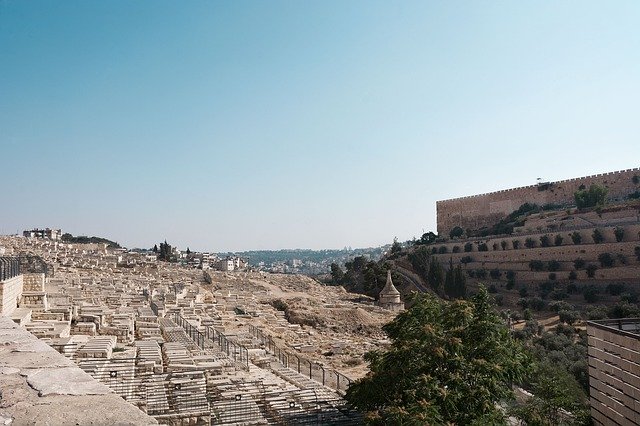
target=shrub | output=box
[550,290,568,300]
[585,264,598,278]
[635,246,640,261]
[489,269,501,279]
[431,247,438,254]
[614,227,625,242]
[574,184,608,209]
[567,283,578,294]
[598,252,615,268]
[547,260,561,271]
[548,272,557,281]
[475,269,487,279]
[608,302,640,318]
[517,298,529,309]
[452,245,460,253]
[633,175,639,184]
[568,271,577,281]
[548,301,573,312]
[558,310,579,325]
[570,232,582,244]
[464,242,473,252]
[586,306,607,320]
[583,285,599,303]
[506,270,515,280]
[524,238,536,248]
[538,281,556,299]
[606,283,626,296]
[554,234,564,246]
[573,258,586,270]
[460,255,473,264]
[478,243,488,252]
[506,279,515,290]
[501,240,507,250]
[494,294,504,306]
[512,240,520,249]
[592,229,604,244]
[438,246,448,254]
[621,292,639,304]
[529,260,545,271]
[529,297,545,311]
[488,284,498,293]
[540,235,551,247]
[492,243,499,251]
[519,287,528,297]
[449,226,464,239]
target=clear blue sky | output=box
[1,1,639,252]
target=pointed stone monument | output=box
[378,270,404,311]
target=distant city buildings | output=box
[23,228,61,240]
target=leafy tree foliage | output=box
[592,228,604,244]
[598,252,615,268]
[449,226,464,239]
[346,288,530,425]
[416,231,438,245]
[390,238,402,256]
[464,242,473,252]
[330,263,345,284]
[614,227,625,242]
[574,184,607,209]
[444,259,466,299]
[585,264,598,279]
[540,235,551,247]
[427,257,444,293]
[339,257,399,297]
[554,234,564,246]
[524,238,536,248]
[158,240,173,261]
[570,232,582,245]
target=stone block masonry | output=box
[0,316,157,425]
[437,168,640,236]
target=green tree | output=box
[554,234,564,246]
[330,263,344,284]
[390,237,402,256]
[540,235,551,247]
[427,257,444,293]
[592,228,604,244]
[418,231,438,245]
[346,287,530,425]
[153,244,158,253]
[570,232,582,245]
[614,227,625,242]
[449,226,464,239]
[574,184,608,209]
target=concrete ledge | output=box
[0,316,157,425]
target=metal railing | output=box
[173,313,249,370]
[248,325,353,393]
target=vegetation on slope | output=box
[61,233,120,248]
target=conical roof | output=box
[380,270,400,296]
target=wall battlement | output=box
[436,168,640,236]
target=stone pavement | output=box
[0,316,157,426]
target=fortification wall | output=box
[436,168,640,236]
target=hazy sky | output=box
[1,1,639,252]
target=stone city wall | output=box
[437,168,640,236]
